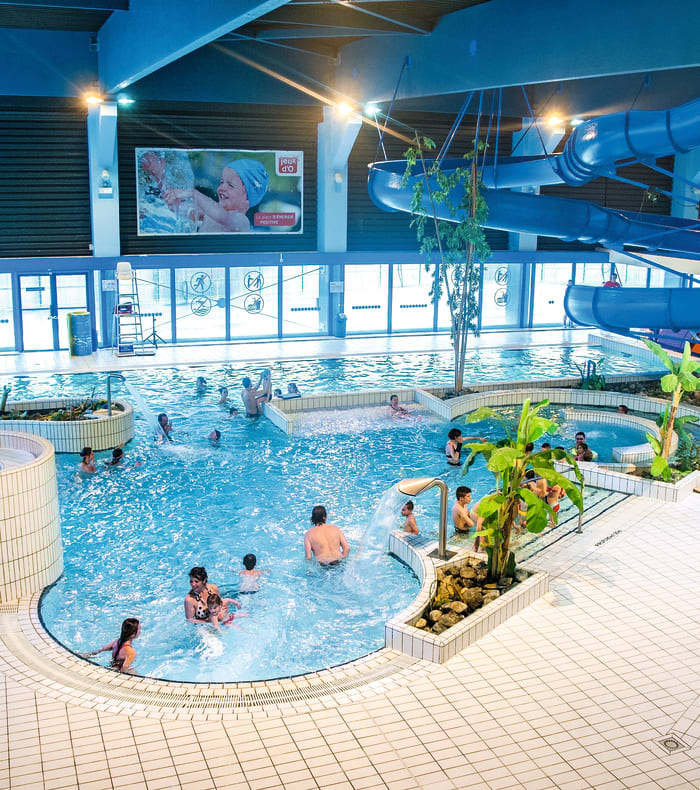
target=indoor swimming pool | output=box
[8,345,656,682]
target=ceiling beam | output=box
[0,0,128,9]
[97,0,291,94]
[336,0,700,104]
[256,25,413,39]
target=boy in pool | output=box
[400,501,418,534]
[205,592,246,630]
[239,553,267,593]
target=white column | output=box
[87,101,121,257]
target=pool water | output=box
[17,346,655,682]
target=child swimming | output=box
[87,618,140,673]
[238,553,266,594]
[205,592,246,630]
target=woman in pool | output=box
[88,617,140,673]
[184,567,221,624]
[143,153,270,233]
[78,446,97,474]
[218,386,229,405]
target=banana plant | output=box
[643,340,700,471]
[461,399,584,582]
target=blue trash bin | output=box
[67,312,94,357]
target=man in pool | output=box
[241,369,272,417]
[304,505,350,565]
[452,486,475,534]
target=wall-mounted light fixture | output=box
[98,168,114,198]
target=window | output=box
[133,269,173,343]
[391,263,434,331]
[345,264,388,333]
[174,268,226,342]
[230,266,278,338]
[282,264,326,335]
[531,263,572,325]
[481,263,523,327]
[0,274,14,350]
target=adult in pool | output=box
[241,369,272,416]
[87,617,140,673]
[304,505,350,565]
[78,446,97,474]
[157,412,173,442]
[184,567,221,624]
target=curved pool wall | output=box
[0,431,62,603]
[2,398,134,453]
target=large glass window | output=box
[174,268,226,342]
[649,268,684,288]
[230,266,279,338]
[615,264,648,287]
[345,264,388,333]
[481,263,523,327]
[532,263,572,325]
[134,269,173,344]
[391,263,434,331]
[0,274,14,350]
[282,264,325,335]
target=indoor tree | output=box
[461,399,584,581]
[403,136,490,394]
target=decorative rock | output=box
[476,570,488,584]
[460,588,483,610]
[483,583,498,589]
[432,621,449,635]
[460,566,477,580]
[444,600,468,615]
[427,609,443,623]
[483,590,500,605]
[414,618,427,630]
[498,577,513,588]
[515,569,529,582]
[435,568,446,581]
[438,612,463,628]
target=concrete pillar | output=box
[87,101,121,257]
[671,149,700,220]
[508,118,565,251]
[317,105,362,334]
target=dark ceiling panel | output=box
[0,5,112,31]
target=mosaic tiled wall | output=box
[3,399,134,453]
[0,432,62,603]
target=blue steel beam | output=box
[97,0,292,94]
[336,0,700,104]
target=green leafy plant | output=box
[461,399,584,581]
[403,136,490,394]
[574,358,606,390]
[673,435,700,473]
[643,340,700,478]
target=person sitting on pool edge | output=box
[185,566,222,624]
[304,505,350,565]
[241,369,272,416]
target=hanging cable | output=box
[436,91,473,164]
[376,56,409,161]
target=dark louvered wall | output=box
[0,100,91,257]
[347,112,512,251]
[537,156,674,251]
[118,102,322,254]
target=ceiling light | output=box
[85,94,104,105]
[116,94,134,106]
[546,115,563,127]
[335,102,354,116]
[365,103,379,117]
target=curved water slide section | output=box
[368,160,700,254]
[564,285,700,333]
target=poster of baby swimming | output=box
[136,148,303,235]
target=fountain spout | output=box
[397,477,456,561]
[106,374,125,417]
[0,384,10,414]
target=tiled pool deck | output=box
[1,331,699,789]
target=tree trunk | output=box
[662,387,682,459]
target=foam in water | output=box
[123,377,169,443]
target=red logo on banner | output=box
[254,213,296,226]
[277,157,299,174]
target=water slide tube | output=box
[368,94,700,255]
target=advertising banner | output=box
[136,148,303,235]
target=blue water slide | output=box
[564,285,700,334]
[368,160,700,254]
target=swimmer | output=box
[400,501,419,534]
[239,553,267,594]
[218,386,229,405]
[185,567,221,624]
[78,446,97,474]
[208,429,221,444]
[541,442,551,452]
[157,413,173,442]
[545,485,567,527]
[272,388,282,398]
[570,431,586,456]
[445,428,483,465]
[287,382,301,397]
[104,445,142,470]
[389,394,409,417]
[452,486,475,534]
[227,407,239,419]
[87,618,140,674]
[617,404,629,414]
[304,505,350,565]
[143,153,270,233]
[205,592,245,631]
[241,369,272,416]
[195,376,208,393]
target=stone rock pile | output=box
[413,557,519,635]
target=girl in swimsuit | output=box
[88,618,140,673]
[184,566,222,623]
